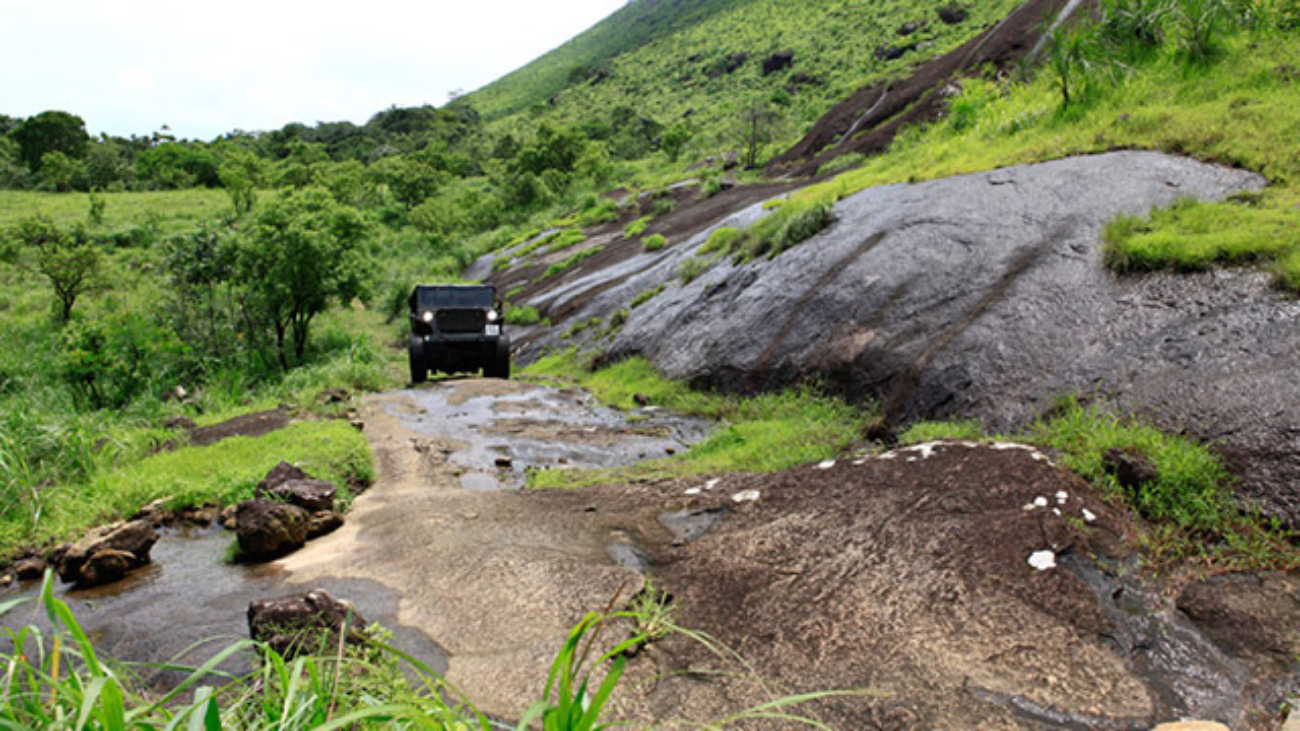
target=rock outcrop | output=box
[502,152,1300,525]
[54,520,158,588]
[247,589,368,658]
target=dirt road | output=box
[279,378,701,717]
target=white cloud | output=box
[1,0,627,139]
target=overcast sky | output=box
[2,0,626,140]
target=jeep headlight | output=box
[486,309,499,323]
[421,310,434,323]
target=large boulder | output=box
[512,152,1300,525]
[236,500,310,561]
[247,589,369,658]
[55,520,158,588]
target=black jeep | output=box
[407,285,510,383]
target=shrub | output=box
[506,305,542,325]
[577,197,620,227]
[643,233,667,251]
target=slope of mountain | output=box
[469,0,1024,145]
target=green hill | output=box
[470,0,1023,146]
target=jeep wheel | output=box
[408,336,427,384]
[485,336,511,380]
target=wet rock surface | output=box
[247,589,368,658]
[236,500,310,561]
[505,153,1300,526]
[54,520,158,588]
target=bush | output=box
[643,233,667,251]
[506,305,542,325]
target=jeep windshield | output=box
[416,287,494,310]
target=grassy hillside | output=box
[472,0,1024,149]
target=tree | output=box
[736,102,783,169]
[217,149,265,215]
[368,155,442,209]
[84,140,131,190]
[231,188,368,368]
[37,151,87,192]
[10,216,101,321]
[11,111,89,172]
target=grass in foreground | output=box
[900,398,1299,570]
[524,351,878,488]
[1,574,857,729]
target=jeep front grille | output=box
[436,309,486,333]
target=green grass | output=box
[542,246,601,279]
[524,351,877,488]
[629,284,665,309]
[470,0,1022,161]
[0,189,230,237]
[622,215,652,238]
[506,304,543,325]
[642,233,666,251]
[900,399,1299,570]
[676,255,710,284]
[1,420,371,557]
[779,27,1300,289]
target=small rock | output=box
[260,479,336,512]
[163,415,196,430]
[57,520,158,588]
[220,504,238,529]
[1082,508,1097,523]
[937,5,968,24]
[494,456,513,469]
[178,504,219,527]
[247,589,369,659]
[257,462,311,494]
[817,460,836,470]
[761,50,795,76]
[1033,497,1049,508]
[1102,447,1159,489]
[732,490,761,504]
[1152,723,1230,731]
[307,510,344,540]
[236,500,310,561]
[0,573,11,586]
[317,388,350,405]
[135,497,172,524]
[685,487,702,496]
[633,393,652,407]
[349,419,365,431]
[1028,550,1057,571]
[13,557,47,580]
[79,549,135,587]
[665,446,677,455]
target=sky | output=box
[1,0,627,140]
